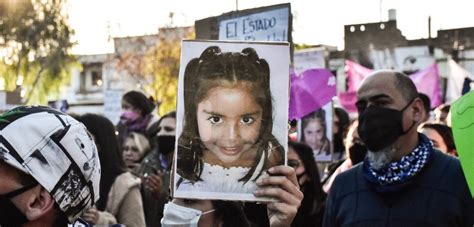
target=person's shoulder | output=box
[329,162,364,197]
[430,149,462,176]
[426,149,470,197]
[113,172,142,190]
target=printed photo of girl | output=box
[173,40,289,201]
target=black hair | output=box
[122,90,156,116]
[146,111,177,151]
[333,107,350,154]
[76,114,126,211]
[212,200,250,227]
[147,111,177,138]
[418,92,431,114]
[177,46,284,183]
[421,123,456,155]
[334,107,350,134]
[437,104,451,113]
[288,142,326,220]
[53,203,69,227]
[394,72,418,103]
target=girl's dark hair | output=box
[288,141,326,220]
[421,123,456,154]
[177,46,284,183]
[212,201,250,227]
[76,114,125,211]
[122,90,156,116]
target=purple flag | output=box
[409,63,442,108]
[289,69,336,120]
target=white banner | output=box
[218,7,289,41]
[103,90,123,125]
[293,48,326,74]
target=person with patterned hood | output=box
[0,106,101,226]
[323,71,474,226]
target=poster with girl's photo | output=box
[298,102,333,163]
[173,40,289,201]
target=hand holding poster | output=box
[173,40,289,201]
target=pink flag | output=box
[289,69,336,120]
[339,61,441,112]
[338,91,358,113]
[339,60,373,112]
[345,60,373,92]
[409,63,442,108]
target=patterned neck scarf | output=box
[363,134,433,192]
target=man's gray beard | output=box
[367,143,397,170]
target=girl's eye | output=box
[208,116,222,124]
[241,116,255,125]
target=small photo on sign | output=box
[298,102,333,163]
[173,40,289,201]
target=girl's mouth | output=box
[218,146,242,156]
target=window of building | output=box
[91,71,103,86]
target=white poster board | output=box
[218,7,289,42]
[174,40,289,201]
[293,48,326,75]
[103,90,123,125]
[0,91,6,111]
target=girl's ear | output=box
[24,186,56,221]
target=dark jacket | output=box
[323,150,474,227]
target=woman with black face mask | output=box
[138,111,177,227]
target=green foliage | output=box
[142,28,194,115]
[0,0,76,105]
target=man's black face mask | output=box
[357,99,415,152]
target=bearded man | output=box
[323,71,474,227]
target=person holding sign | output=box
[176,45,285,198]
[323,71,474,226]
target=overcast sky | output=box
[68,0,473,55]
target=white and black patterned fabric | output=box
[0,106,101,222]
[363,134,433,189]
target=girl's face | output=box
[303,119,324,150]
[420,128,448,153]
[122,138,142,168]
[197,82,262,164]
[287,147,308,186]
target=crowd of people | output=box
[1,69,473,227]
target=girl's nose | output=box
[225,122,240,142]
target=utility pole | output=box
[236,0,239,11]
[379,0,383,21]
